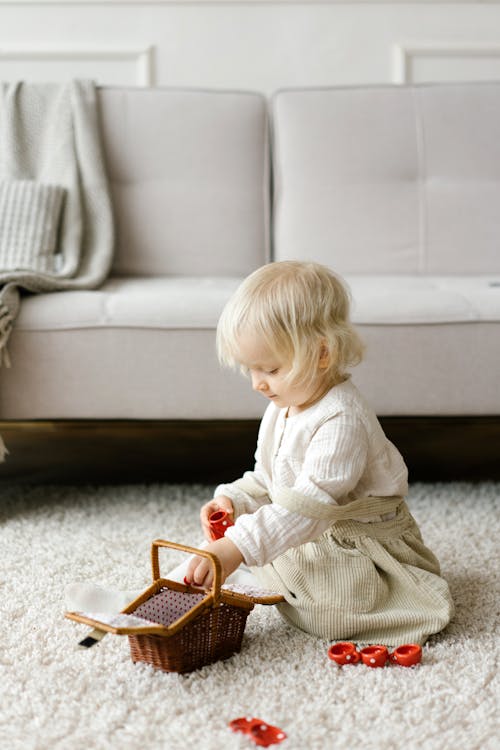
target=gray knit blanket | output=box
[0,80,114,460]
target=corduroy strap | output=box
[273,487,404,521]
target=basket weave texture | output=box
[65,539,283,674]
[126,540,254,674]
[129,600,250,673]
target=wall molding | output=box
[2,0,500,5]
[0,45,155,86]
[393,41,500,83]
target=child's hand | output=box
[200,495,234,542]
[185,537,244,590]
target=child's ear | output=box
[318,340,330,370]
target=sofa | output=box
[1,82,499,482]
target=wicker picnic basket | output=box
[66,539,283,674]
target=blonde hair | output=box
[216,261,364,387]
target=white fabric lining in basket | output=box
[134,588,206,627]
[78,612,160,629]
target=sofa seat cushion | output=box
[4,275,267,420]
[14,274,500,332]
[15,276,242,331]
[4,273,499,419]
[346,275,500,325]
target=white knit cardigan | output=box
[216,378,409,567]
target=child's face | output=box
[236,333,329,416]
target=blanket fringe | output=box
[0,301,13,368]
[0,435,8,463]
[0,300,12,461]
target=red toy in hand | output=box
[183,510,235,587]
[209,509,234,540]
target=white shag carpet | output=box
[1,481,499,750]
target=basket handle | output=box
[151,539,222,605]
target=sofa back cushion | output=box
[272,83,500,274]
[98,87,270,276]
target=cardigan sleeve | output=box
[224,504,332,567]
[214,469,270,519]
[224,416,370,566]
[214,405,274,518]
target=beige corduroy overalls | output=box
[250,494,454,646]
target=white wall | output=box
[1,1,500,93]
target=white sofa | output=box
[272,83,500,417]
[1,82,499,479]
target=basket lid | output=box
[65,578,284,639]
[65,609,171,636]
[220,582,284,605]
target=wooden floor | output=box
[0,417,499,484]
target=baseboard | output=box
[0,417,498,484]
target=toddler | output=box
[184,261,453,645]
[67,261,453,647]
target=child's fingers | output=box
[214,497,235,516]
[200,500,221,525]
[201,496,234,523]
[196,560,213,587]
[200,502,223,540]
[201,524,215,543]
[199,496,235,544]
[200,514,216,542]
[184,556,199,584]
[185,556,211,588]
